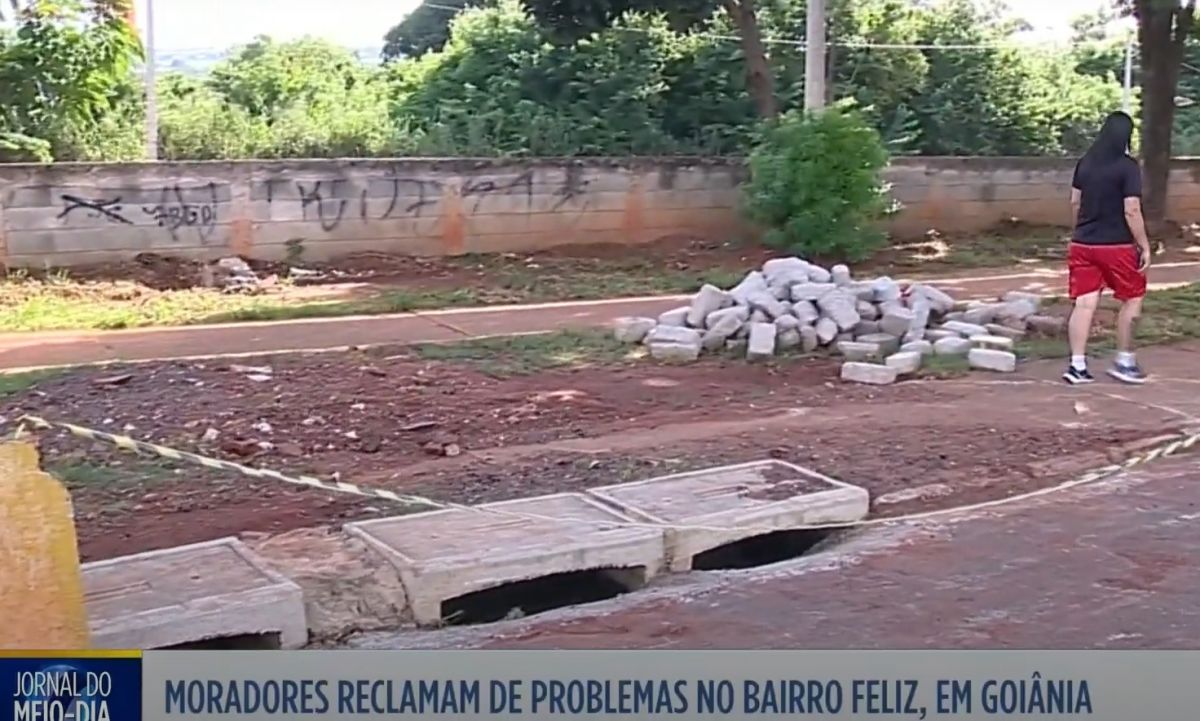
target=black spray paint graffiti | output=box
[266,170,590,231]
[142,183,219,241]
[465,168,591,213]
[381,178,442,219]
[59,184,220,242]
[268,177,443,231]
[58,195,135,225]
[461,170,534,214]
[553,166,589,211]
[296,180,348,232]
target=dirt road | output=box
[8,341,1199,563]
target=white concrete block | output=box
[587,460,868,572]
[346,493,665,626]
[84,537,308,649]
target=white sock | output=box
[1071,355,1088,371]
[1116,351,1136,366]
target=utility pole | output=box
[1122,35,1134,114]
[144,0,159,160]
[804,0,827,111]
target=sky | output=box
[133,0,423,51]
[134,0,1110,52]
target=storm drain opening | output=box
[441,566,647,626]
[690,527,846,571]
[163,632,283,650]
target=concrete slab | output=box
[83,537,307,649]
[587,460,869,571]
[345,493,666,626]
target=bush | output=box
[742,106,892,262]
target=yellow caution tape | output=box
[16,415,444,511]
[14,414,1200,535]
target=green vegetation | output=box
[744,107,891,261]
[2,0,1130,163]
[0,369,64,397]
[45,454,184,514]
[48,460,127,487]
[0,260,745,332]
[1016,282,1200,360]
[411,329,640,376]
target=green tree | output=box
[903,0,1044,155]
[382,0,484,61]
[208,36,371,118]
[1126,0,1196,230]
[1069,8,1126,81]
[156,36,413,159]
[825,0,928,151]
[1169,39,1200,155]
[0,0,1134,162]
[524,0,715,42]
[0,0,142,161]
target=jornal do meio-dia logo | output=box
[13,663,114,721]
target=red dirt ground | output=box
[12,226,1147,294]
[15,236,780,293]
[27,223,1197,293]
[2,342,1184,563]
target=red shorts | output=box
[1068,242,1146,301]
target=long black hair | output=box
[1080,111,1134,171]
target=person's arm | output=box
[1070,162,1082,224]
[1124,197,1152,272]
[1122,159,1152,272]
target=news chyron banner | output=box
[8,650,1200,720]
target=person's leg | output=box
[1115,296,1143,356]
[1106,245,1149,384]
[1064,243,1102,384]
[1067,290,1100,371]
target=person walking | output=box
[1063,111,1152,385]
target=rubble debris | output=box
[611,255,1051,380]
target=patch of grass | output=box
[484,265,745,302]
[46,455,180,492]
[0,369,63,397]
[915,354,971,378]
[203,288,483,324]
[1015,337,1079,361]
[0,262,745,333]
[1139,282,1200,344]
[0,282,489,332]
[412,329,641,377]
[49,461,125,487]
[883,227,1068,272]
[1015,283,1200,361]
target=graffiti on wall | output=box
[143,184,220,241]
[265,176,445,232]
[48,169,595,243]
[57,195,135,225]
[56,182,221,242]
[264,168,590,232]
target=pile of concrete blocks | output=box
[613,257,945,363]
[612,256,1066,384]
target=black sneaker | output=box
[1063,366,1095,385]
[1108,362,1148,385]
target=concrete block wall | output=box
[888,156,1200,235]
[4,156,1200,268]
[0,159,746,268]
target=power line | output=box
[419,0,1129,52]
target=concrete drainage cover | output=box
[345,492,665,627]
[587,460,869,571]
[83,537,308,649]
